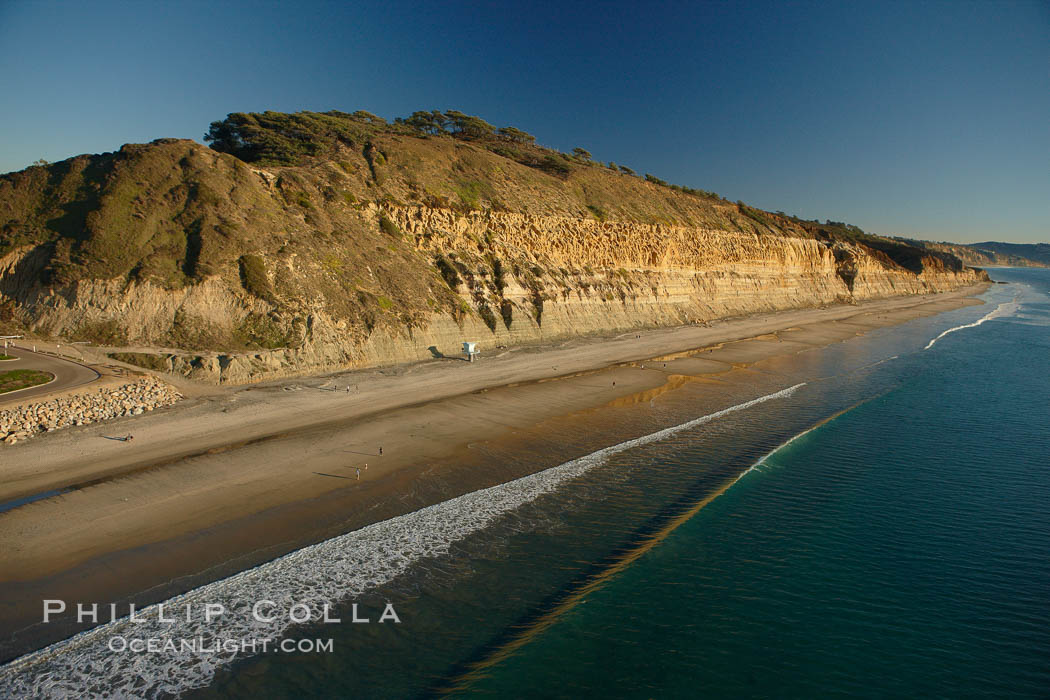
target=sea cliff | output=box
[0,111,988,383]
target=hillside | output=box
[967,241,1050,267]
[0,110,988,383]
[900,239,1049,268]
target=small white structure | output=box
[463,341,480,362]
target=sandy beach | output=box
[0,285,986,660]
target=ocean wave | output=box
[0,383,806,699]
[924,300,1019,350]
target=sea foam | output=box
[924,300,1019,350]
[0,383,805,699]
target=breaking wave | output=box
[0,383,805,699]
[924,300,1019,350]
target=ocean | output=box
[3,268,1048,698]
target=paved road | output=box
[0,346,101,406]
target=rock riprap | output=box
[0,376,182,444]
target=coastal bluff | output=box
[0,110,988,384]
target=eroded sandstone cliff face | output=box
[0,202,985,384]
[0,116,988,383]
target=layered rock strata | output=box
[0,205,986,384]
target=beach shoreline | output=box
[0,285,987,661]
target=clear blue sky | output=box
[1,0,1046,243]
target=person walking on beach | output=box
[356,467,361,480]
[379,446,383,456]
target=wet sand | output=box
[0,286,986,660]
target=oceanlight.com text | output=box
[108,636,335,654]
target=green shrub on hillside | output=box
[435,255,462,289]
[477,303,498,332]
[108,352,169,371]
[443,110,497,139]
[497,126,535,143]
[490,257,506,291]
[490,146,522,161]
[204,111,386,165]
[539,155,572,177]
[234,313,290,349]
[587,205,608,221]
[352,110,386,125]
[454,181,483,209]
[75,319,128,345]
[737,202,778,230]
[379,212,401,237]
[500,299,514,329]
[238,254,275,302]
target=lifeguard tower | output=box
[463,341,480,363]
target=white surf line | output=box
[810,353,899,384]
[0,383,806,699]
[734,393,878,482]
[841,353,900,376]
[924,299,1019,350]
[731,416,821,482]
[750,424,819,471]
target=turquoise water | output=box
[4,271,1046,698]
[460,269,1050,698]
[192,269,1049,699]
